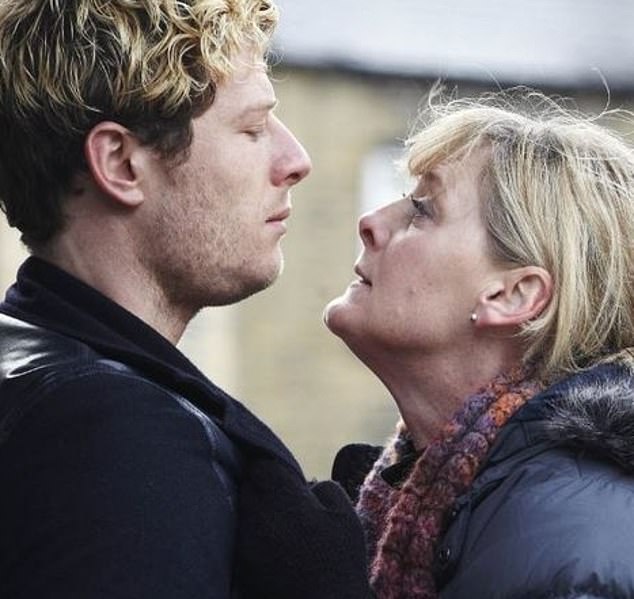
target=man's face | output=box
[140,51,311,314]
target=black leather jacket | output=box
[0,310,245,598]
[0,258,371,599]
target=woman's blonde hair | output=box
[407,89,634,382]
[0,0,278,246]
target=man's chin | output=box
[208,260,283,307]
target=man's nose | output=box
[272,118,312,187]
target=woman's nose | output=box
[358,212,375,249]
[358,209,388,250]
[359,199,404,249]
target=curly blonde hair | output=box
[407,90,634,382]
[0,0,278,246]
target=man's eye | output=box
[244,129,265,140]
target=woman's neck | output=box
[367,344,524,449]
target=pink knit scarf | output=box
[356,370,542,599]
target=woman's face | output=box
[325,152,503,359]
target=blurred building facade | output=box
[2,1,634,477]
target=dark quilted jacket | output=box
[335,362,634,599]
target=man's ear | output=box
[474,266,553,328]
[84,122,146,207]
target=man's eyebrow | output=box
[238,99,278,117]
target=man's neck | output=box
[35,238,191,345]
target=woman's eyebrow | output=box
[423,169,443,192]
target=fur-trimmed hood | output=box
[538,361,634,472]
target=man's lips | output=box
[266,207,291,223]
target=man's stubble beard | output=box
[137,194,283,321]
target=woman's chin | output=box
[323,295,356,338]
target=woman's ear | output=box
[84,122,146,207]
[474,266,553,328]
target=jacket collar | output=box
[0,257,302,473]
[485,361,634,473]
[334,361,634,497]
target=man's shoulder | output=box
[0,317,243,599]
[0,311,110,437]
[0,311,238,464]
[0,310,101,376]
[0,309,176,402]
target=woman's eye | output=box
[410,195,433,220]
